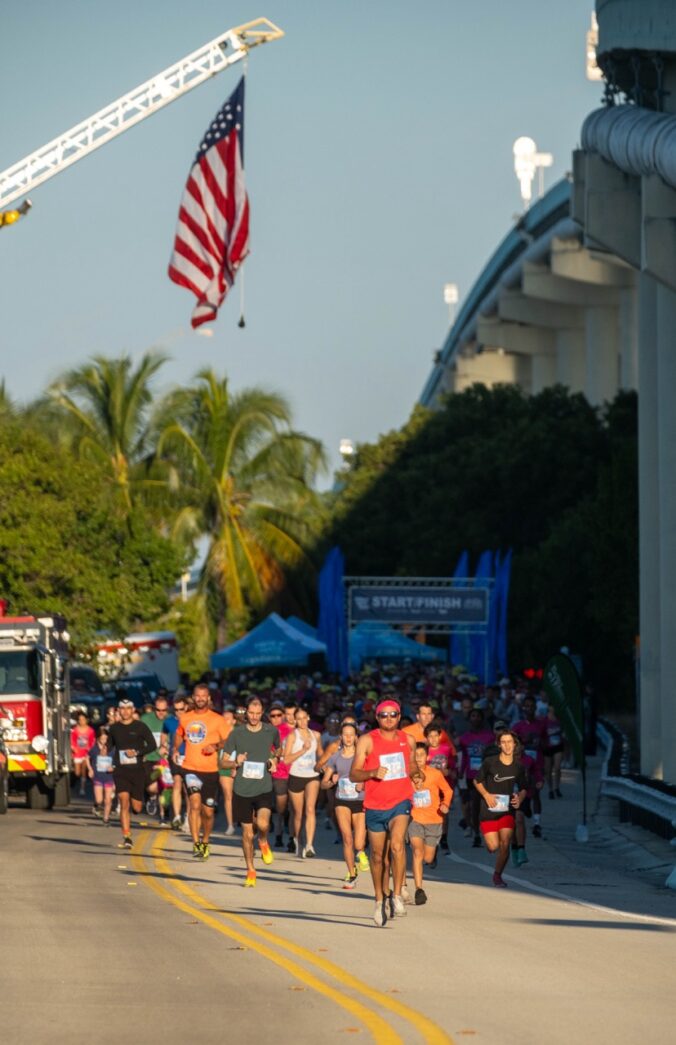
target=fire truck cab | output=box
[0,613,71,810]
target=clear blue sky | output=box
[0,0,600,480]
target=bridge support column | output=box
[619,287,638,391]
[555,330,586,393]
[638,274,662,777]
[584,306,619,405]
[656,282,676,783]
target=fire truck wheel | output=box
[53,773,71,808]
[27,778,54,810]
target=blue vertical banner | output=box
[450,549,470,668]
[469,549,493,681]
[495,548,512,677]
[317,546,349,677]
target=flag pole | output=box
[238,53,249,330]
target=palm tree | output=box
[157,369,326,641]
[47,351,168,513]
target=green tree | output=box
[47,351,168,514]
[158,370,326,641]
[0,420,183,648]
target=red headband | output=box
[376,700,400,715]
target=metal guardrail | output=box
[597,719,676,845]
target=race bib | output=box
[185,773,203,791]
[174,752,184,766]
[161,766,174,786]
[491,793,510,813]
[379,751,406,780]
[242,760,265,780]
[337,776,359,800]
[430,755,448,772]
[413,789,432,808]
[525,748,537,761]
[296,750,315,770]
[96,756,113,773]
[469,756,482,772]
[548,734,561,747]
[119,751,137,766]
[152,731,162,746]
[77,736,88,749]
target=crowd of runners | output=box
[73,664,571,926]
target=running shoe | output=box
[439,837,449,852]
[511,848,520,868]
[555,788,563,798]
[260,842,274,865]
[303,844,316,858]
[373,900,387,927]
[225,824,236,836]
[464,826,473,838]
[518,849,529,866]
[92,805,102,819]
[472,835,482,848]
[391,894,407,917]
[171,816,182,831]
[275,834,284,848]
[458,818,468,830]
[343,873,358,890]
[414,888,427,906]
[159,820,170,829]
[201,843,210,860]
[193,842,203,859]
[287,837,296,854]
[401,883,413,905]
[492,872,508,888]
[356,850,370,873]
[117,836,133,850]
[324,817,332,829]
[182,817,190,833]
[145,796,158,817]
[532,824,542,839]
[244,871,257,887]
[103,819,111,827]
[549,790,555,800]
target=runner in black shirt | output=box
[473,731,527,888]
[108,698,157,850]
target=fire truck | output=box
[0,613,71,809]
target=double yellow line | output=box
[132,831,453,1044]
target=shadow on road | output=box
[511,917,675,933]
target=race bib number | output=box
[161,766,174,786]
[548,734,561,747]
[469,756,482,772]
[379,751,406,780]
[185,773,203,791]
[337,776,358,800]
[413,788,432,808]
[491,793,510,813]
[119,751,137,766]
[77,736,88,749]
[96,756,113,773]
[525,748,537,761]
[242,761,265,780]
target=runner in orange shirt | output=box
[174,683,231,860]
[404,702,454,749]
[409,743,453,905]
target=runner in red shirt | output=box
[351,699,416,927]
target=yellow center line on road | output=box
[131,831,402,1044]
[149,831,454,1045]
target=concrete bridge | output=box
[421,0,676,783]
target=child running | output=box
[409,742,453,905]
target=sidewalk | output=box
[444,754,676,922]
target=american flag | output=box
[168,77,250,329]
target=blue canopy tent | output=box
[211,613,327,671]
[349,623,446,672]
[286,616,318,639]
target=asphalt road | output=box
[1,772,675,1045]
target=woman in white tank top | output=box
[283,707,323,857]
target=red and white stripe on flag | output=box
[168,77,249,329]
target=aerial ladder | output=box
[0,17,283,225]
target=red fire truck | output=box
[0,612,71,809]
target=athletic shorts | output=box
[480,814,515,835]
[288,774,320,793]
[365,798,412,833]
[72,756,86,766]
[408,820,443,846]
[543,744,564,757]
[232,790,275,825]
[334,798,364,814]
[169,759,184,779]
[520,797,532,818]
[184,770,219,806]
[93,776,115,790]
[272,777,289,797]
[219,767,233,778]
[113,766,146,804]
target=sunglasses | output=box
[377,711,400,719]
[268,712,283,718]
